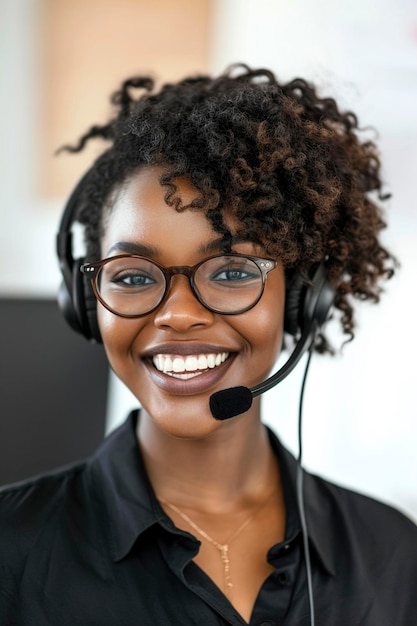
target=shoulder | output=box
[313,471,416,534]
[307,469,417,572]
[271,429,417,546]
[308,473,417,622]
[0,463,87,560]
[0,463,93,619]
[270,427,417,551]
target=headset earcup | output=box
[58,258,102,343]
[284,264,335,337]
[57,277,85,336]
[284,272,305,336]
[303,264,335,330]
[83,272,102,343]
[73,258,102,343]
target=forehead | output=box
[101,167,224,259]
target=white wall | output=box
[1,0,416,521]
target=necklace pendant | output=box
[218,544,233,595]
[159,494,277,600]
[219,544,228,559]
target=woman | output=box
[1,64,416,625]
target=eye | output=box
[112,272,156,287]
[211,266,258,282]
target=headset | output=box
[56,169,336,348]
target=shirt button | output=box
[259,622,272,626]
[277,571,289,585]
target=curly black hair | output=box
[61,63,396,353]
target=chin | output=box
[140,396,239,440]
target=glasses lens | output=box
[194,256,263,313]
[97,257,166,316]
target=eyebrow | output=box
[198,239,228,254]
[107,236,251,258]
[107,242,161,257]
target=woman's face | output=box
[98,166,286,438]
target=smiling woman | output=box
[94,167,286,441]
[1,65,416,626]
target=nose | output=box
[153,275,215,332]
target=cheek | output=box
[231,282,286,375]
[253,274,286,346]
[97,307,142,368]
[248,305,284,354]
[98,307,120,349]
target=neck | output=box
[137,407,279,513]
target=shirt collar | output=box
[89,411,335,575]
[88,410,165,561]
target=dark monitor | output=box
[0,296,109,485]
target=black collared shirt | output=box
[1,411,416,625]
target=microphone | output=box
[209,322,317,420]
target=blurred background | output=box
[0,0,416,520]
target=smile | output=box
[152,352,230,379]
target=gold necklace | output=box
[158,490,275,596]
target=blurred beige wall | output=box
[39,0,213,198]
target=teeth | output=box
[173,358,184,373]
[163,356,173,374]
[152,352,229,376]
[185,356,198,371]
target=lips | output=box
[143,345,236,393]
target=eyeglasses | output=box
[80,253,277,317]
